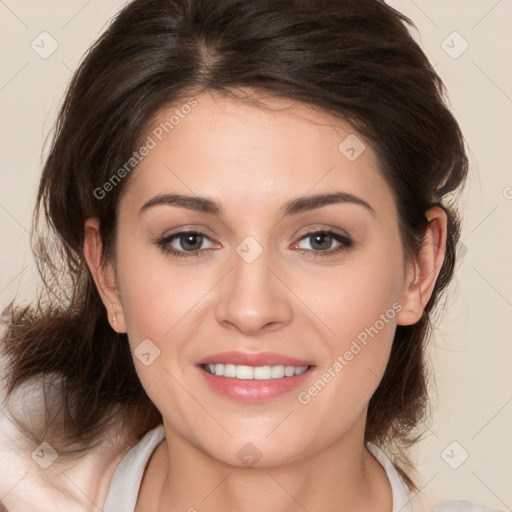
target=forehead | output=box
[121,89,396,219]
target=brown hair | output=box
[0,0,468,491]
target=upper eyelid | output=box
[295,226,351,239]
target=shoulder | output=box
[0,404,124,512]
[0,360,126,512]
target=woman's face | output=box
[97,90,418,466]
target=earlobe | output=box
[83,217,126,332]
[396,206,448,326]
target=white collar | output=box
[104,425,412,512]
[367,442,413,512]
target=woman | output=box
[0,0,503,510]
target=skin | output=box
[84,89,447,512]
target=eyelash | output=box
[155,229,354,259]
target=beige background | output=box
[0,0,511,509]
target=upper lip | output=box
[196,351,313,367]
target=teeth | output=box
[224,364,236,378]
[203,363,309,379]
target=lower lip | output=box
[197,366,315,403]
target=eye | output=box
[292,229,354,258]
[155,228,354,260]
[156,230,219,258]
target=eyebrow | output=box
[139,191,375,217]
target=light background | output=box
[0,0,511,509]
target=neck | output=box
[138,418,393,512]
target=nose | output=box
[214,242,293,336]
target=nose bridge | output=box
[214,236,292,334]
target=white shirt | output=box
[1,415,509,512]
[102,424,508,512]
[104,423,414,511]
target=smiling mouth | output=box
[201,363,311,380]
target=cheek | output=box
[113,241,223,405]
[113,245,209,422]
[310,248,403,344]
[115,241,212,347]
[296,248,403,406]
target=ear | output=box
[83,217,126,332]
[396,206,448,326]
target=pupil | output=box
[181,233,202,251]
[311,233,331,250]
